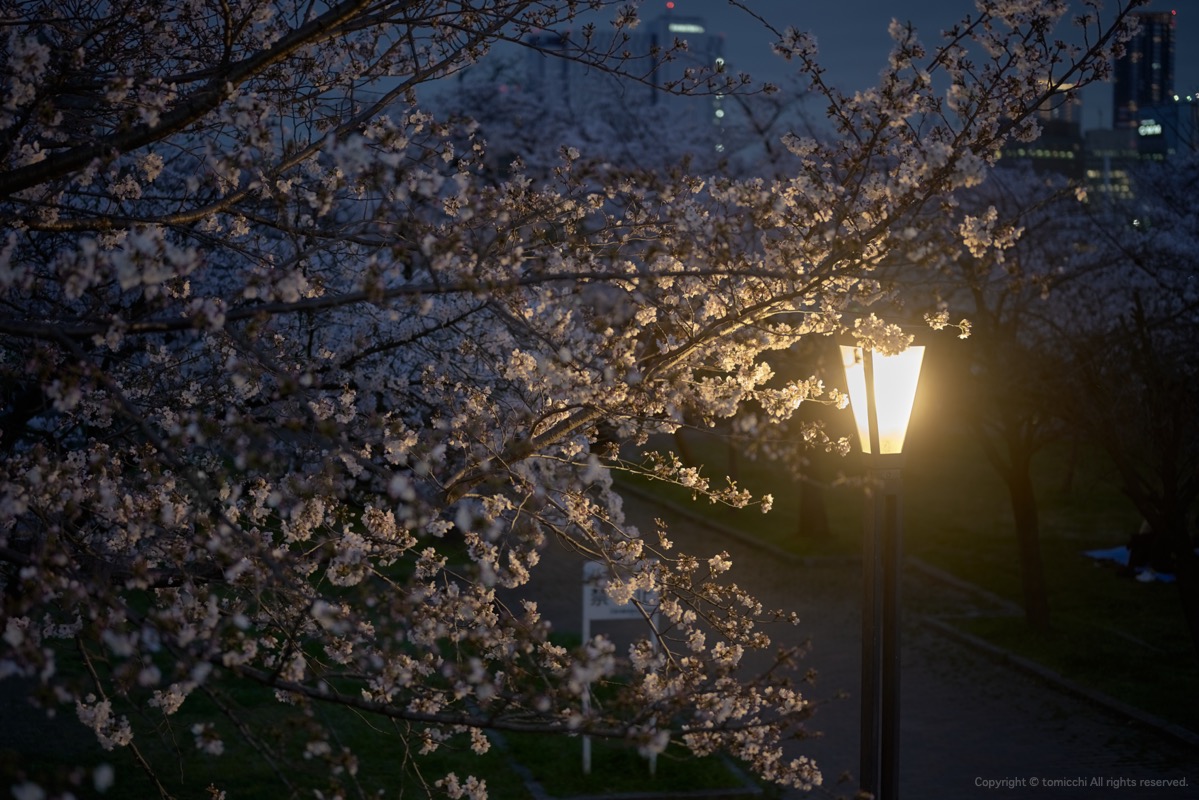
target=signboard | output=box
[582,561,658,623]
[580,561,660,776]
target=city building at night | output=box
[1129,94,1199,159]
[1113,10,1176,130]
[998,82,1085,179]
[517,3,728,155]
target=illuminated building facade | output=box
[1084,128,1139,200]
[638,6,725,101]
[1113,10,1176,130]
[999,83,1084,179]
[1131,96,1199,158]
[636,3,728,147]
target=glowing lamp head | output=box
[840,345,926,455]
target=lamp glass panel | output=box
[840,345,926,454]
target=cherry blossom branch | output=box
[0,0,376,197]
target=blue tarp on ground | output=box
[1083,546,1177,583]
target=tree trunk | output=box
[1058,437,1078,496]
[674,430,697,468]
[971,416,1053,632]
[1159,517,1199,665]
[1008,454,1052,632]
[726,436,740,482]
[796,454,831,539]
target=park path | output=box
[519,490,1199,800]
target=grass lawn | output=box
[1,667,535,799]
[498,731,760,798]
[3,614,762,800]
[2,671,763,800]
[904,426,1199,729]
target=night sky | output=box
[654,0,1199,131]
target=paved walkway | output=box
[519,491,1199,800]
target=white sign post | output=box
[580,561,660,776]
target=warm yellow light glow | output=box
[840,345,926,455]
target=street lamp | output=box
[839,343,925,800]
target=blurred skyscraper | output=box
[1113,10,1176,129]
[519,2,727,156]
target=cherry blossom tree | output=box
[1053,158,1199,658]
[907,162,1117,631]
[0,0,1142,797]
[922,151,1199,652]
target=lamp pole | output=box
[840,344,924,800]
[864,448,903,800]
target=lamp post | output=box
[839,344,925,800]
